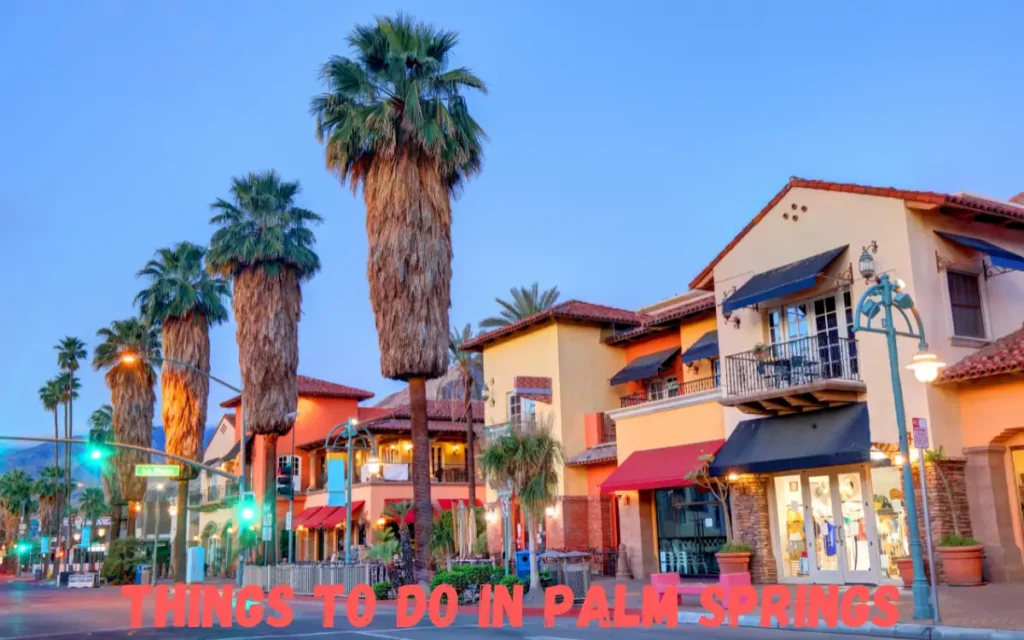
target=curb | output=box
[677,611,1024,640]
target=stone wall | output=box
[545,495,615,551]
[730,475,777,584]
[963,446,1024,582]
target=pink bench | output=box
[650,571,752,607]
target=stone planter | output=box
[894,557,930,588]
[716,552,752,575]
[938,545,984,586]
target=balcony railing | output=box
[619,376,721,408]
[724,335,860,397]
[352,463,480,485]
[187,482,238,508]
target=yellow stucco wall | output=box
[615,400,725,463]
[479,322,625,497]
[554,324,626,494]
[956,378,1024,448]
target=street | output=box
[0,581,879,640]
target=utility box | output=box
[186,546,205,584]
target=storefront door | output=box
[801,468,877,584]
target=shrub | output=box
[473,530,488,556]
[102,538,143,585]
[372,581,391,600]
[454,564,494,587]
[940,534,980,547]
[539,569,554,588]
[429,570,469,593]
[489,566,505,584]
[498,574,528,594]
[719,541,752,553]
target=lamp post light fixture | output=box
[325,418,380,563]
[852,272,943,620]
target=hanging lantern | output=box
[859,248,876,280]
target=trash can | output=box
[515,550,531,581]
[32,568,42,581]
[140,567,152,585]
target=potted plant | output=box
[894,556,930,588]
[752,343,770,362]
[926,448,984,586]
[685,454,752,575]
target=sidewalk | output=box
[589,576,1024,637]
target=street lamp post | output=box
[151,483,164,586]
[324,419,379,564]
[852,272,944,620]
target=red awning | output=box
[318,501,365,528]
[293,507,325,528]
[304,507,338,529]
[600,440,724,493]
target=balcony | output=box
[187,481,238,509]
[720,335,865,415]
[619,375,721,408]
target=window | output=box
[647,376,679,401]
[947,270,985,338]
[508,394,536,425]
[277,455,300,485]
[843,291,859,375]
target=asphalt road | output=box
[0,581,879,640]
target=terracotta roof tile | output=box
[936,324,1024,384]
[461,300,646,351]
[566,443,618,467]
[219,374,374,408]
[605,295,716,345]
[689,177,1024,290]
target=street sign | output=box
[500,497,510,517]
[81,526,91,548]
[135,464,178,477]
[40,537,49,554]
[285,511,292,529]
[912,418,929,450]
[261,526,272,542]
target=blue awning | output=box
[708,403,870,476]
[609,348,680,386]
[681,330,719,364]
[722,246,848,314]
[935,232,1024,271]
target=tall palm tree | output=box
[479,283,561,329]
[55,338,87,532]
[53,370,80,572]
[93,318,161,539]
[77,487,107,572]
[33,465,68,577]
[207,171,321,564]
[88,405,122,539]
[311,14,487,573]
[38,380,63,542]
[480,418,563,595]
[136,241,230,579]
[448,324,482,509]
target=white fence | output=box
[241,564,378,596]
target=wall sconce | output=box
[376,518,386,528]
[727,473,740,482]
[617,494,631,506]
[859,241,879,282]
[545,506,556,518]
[404,443,413,452]
[485,510,498,523]
[686,361,700,375]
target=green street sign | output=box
[135,464,178,477]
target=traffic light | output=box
[86,429,111,462]
[239,492,257,524]
[15,542,28,555]
[276,460,293,497]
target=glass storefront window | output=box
[655,487,726,577]
[773,475,810,578]
[870,465,909,580]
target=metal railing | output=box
[241,562,380,596]
[187,482,238,508]
[618,376,721,408]
[724,335,860,397]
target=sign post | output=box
[912,417,940,623]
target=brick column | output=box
[618,490,657,580]
[587,495,614,549]
[730,476,777,584]
[910,457,972,584]
[963,446,1024,582]
[545,496,589,550]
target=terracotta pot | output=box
[716,551,752,575]
[938,545,984,586]
[894,557,931,588]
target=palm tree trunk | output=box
[464,372,476,509]
[126,508,137,539]
[173,481,188,579]
[110,504,122,540]
[66,373,74,542]
[52,406,61,578]
[525,510,540,593]
[262,434,279,565]
[408,378,432,577]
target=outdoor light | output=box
[97,528,106,537]
[870,448,888,461]
[893,291,915,310]
[168,505,177,516]
[545,506,556,517]
[859,248,876,280]
[156,483,165,491]
[404,443,413,451]
[134,503,142,513]
[452,445,460,453]
[906,350,945,383]
[73,533,81,541]
[120,352,138,364]
[90,449,102,461]
[365,454,381,475]
[485,511,497,523]
[861,298,881,321]
[193,535,200,541]
[727,473,740,481]
[76,482,84,488]
[894,454,905,466]
[894,278,907,292]
[376,518,386,528]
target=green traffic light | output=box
[90,449,102,461]
[241,506,256,522]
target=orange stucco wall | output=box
[622,331,682,395]
[586,463,617,496]
[956,378,1024,448]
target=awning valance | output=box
[294,507,326,528]
[935,232,1024,271]
[709,403,870,476]
[722,246,848,314]
[609,348,681,386]
[600,440,724,493]
[317,501,366,528]
[681,331,719,364]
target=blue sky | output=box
[1,1,1022,438]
